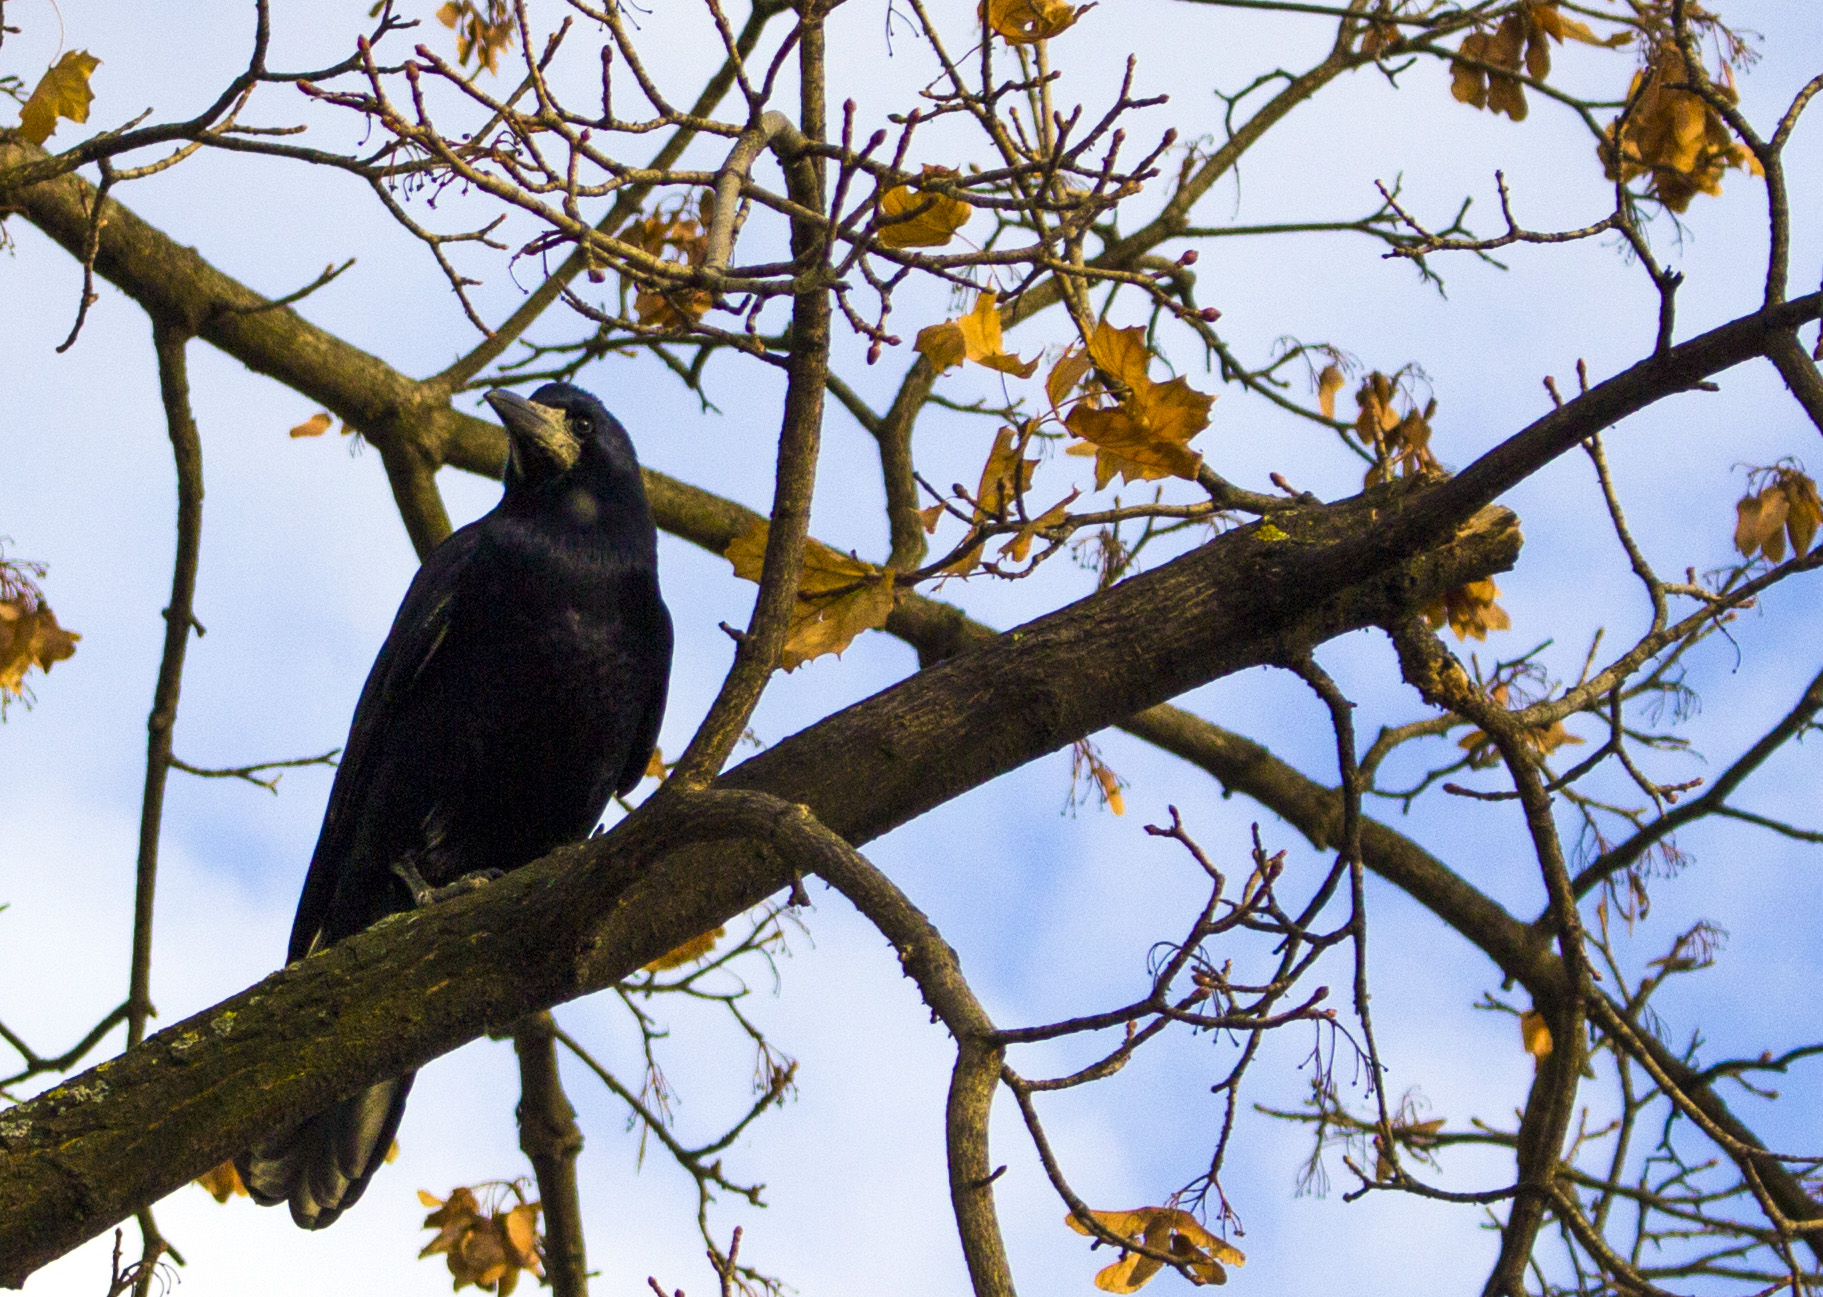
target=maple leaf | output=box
[644,926,726,972]
[420,1187,545,1295]
[18,51,101,146]
[875,169,973,249]
[194,1160,248,1203]
[1063,323,1212,489]
[1066,1207,1245,1290]
[1046,346,1092,411]
[944,424,1039,576]
[725,523,898,669]
[981,0,1090,44]
[0,594,81,702]
[1002,488,1079,564]
[913,292,1038,378]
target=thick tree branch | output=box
[513,1012,588,1297]
[0,488,1517,1283]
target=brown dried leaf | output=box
[982,0,1089,43]
[1521,1009,1553,1068]
[1451,31,1490,108]
[945,425,1039,575]
[1316,364,1345,420]
[1064,323,1212,488]
[1601,47,1761,212]
[724,523,898,668]
[876,169,973,249]
[643,926,726,972]
[0,595,81,700]
[914,292,1037,377]
[437,0,515,74]
[1001,488,1080,564]
[18,51,100,146]
[1781,471,1822,557]
[195,1160,248,1203]
[626,205,713,329]
[1735,486,1789,561]
[1066,1206,1245,1290]
[1422,577,1510,642]
[1047,345,1092,411]
[289,411,334,438]
[419,1189,544,1295]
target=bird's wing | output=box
[614,589,675,798]
[286,527,481,962]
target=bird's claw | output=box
[392,859,505,909]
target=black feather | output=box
[238,383,672,1227]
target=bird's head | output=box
[485,383,643,496]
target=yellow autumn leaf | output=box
[0,595,81,700]
[1071,737,1127,814]
[1001,488,1079,564]
[1066,1207,1244,1290]
[1734,469,1821,564]
[1734,489,1786,558]
[1601,47,1761,212]
[18,51,101,146]
[1047,345,1092,411]
[420,1187,544,1296]
[437,0,515,74]
[1063,323,1212,488]
[725,523,898,669]
[1527,2,1606,46]
[642,748,668,781]
[982,0,1088,44]
[289,411,334,438]
[1353,373,1441,487]
[1085,319,1153,392]
[945,425,1039,576]
[1520,1009,1553,1068]
[914,292,1038,378]
[643,925,726,972]
[1451,31,1490,109]
[1420,577,1510,642]
[195,1160,248,1203]
[1782,471,1822,558]
[1316,364,1345,420]
[876,169,973,249]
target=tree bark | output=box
[0,489,1518,1285]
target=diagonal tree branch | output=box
[0,488,1519,1285]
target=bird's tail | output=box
[236,1072,416,1229]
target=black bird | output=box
[238,382,673,1229]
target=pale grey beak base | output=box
[485,390,583,473]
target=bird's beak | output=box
[485,390,582,474]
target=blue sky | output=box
[4,1,1822,1294]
